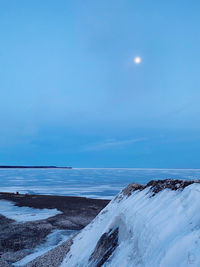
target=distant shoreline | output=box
[0,166,72,169]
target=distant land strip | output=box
[0,166,72,169]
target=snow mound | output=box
[61,179,200,267]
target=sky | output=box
[0,0,200,168]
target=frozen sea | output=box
[0,168,200,199]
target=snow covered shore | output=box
[0,199,61,222]
[60,179,200,267]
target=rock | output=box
[146,179,200,195]
[121,183,145,197]
[89,228,119,267]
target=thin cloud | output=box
[83,137,148,151]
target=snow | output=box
[0,200,61,222]
[13,229,77,266]
[61,183,200,267]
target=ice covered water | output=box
[0,168,200,199]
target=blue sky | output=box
[0,0,200,168]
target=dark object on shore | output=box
[0,165,72,169]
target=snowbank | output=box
[61,179,200,267]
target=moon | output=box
[134,56,141,64]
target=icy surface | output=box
[61,182,200,267]
[0,168,200,198]
[13,229,77,266]
[0,200,61,222]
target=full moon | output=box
[134,56,141,64]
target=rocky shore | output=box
[0,193,109,266]
[24,237,73,267]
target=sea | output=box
[0,168,200,199]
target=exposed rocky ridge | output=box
[122,179,200,197]
[121,183,145,197]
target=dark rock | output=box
[89,227,119,267]
[121,183,145,197]
[121,179,200,198]
[146,179,200,195]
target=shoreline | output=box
[0,166,72,169]
[0,192,109,212]
[0,192,109,266]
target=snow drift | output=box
[61,179,200,267]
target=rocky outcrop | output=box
[89,228,118,267]
[121,183,145,196]
[60,179,200,267]
[146,179,200,194]
[121,179,200,197]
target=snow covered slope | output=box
[61,179,200,267]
